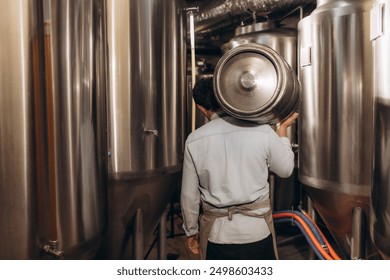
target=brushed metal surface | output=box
[298,0,374,258]
[370,0,390,260]
[101,0,186,259]
[0,0,106,260]
[42,0,106,259]
[222,21,297,71]
[0,0,44,260]
[214,43,300,124]
[217,51,278,112]
[105,0,186,175]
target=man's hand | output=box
[186,234,200,255]
[277,112,298,137]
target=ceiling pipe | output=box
[194,0,315,34]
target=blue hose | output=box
[275,210,327,249]
[274,217,325,260]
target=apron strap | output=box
[198,197,279,260]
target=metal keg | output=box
[213,43,300,124]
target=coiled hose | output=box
[273,210,342,260]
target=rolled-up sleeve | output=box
[180,142,201,237]
[267,129,295,178]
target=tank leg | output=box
[307,197,317,260]
[133,208,144,260]
[269,174,275,210]
[158,209,167,260]
[351,207,366,260]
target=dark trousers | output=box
[206,234,276,260]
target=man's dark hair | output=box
[192,77,220,111]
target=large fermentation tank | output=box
[99,0,187,259]
[41,0,106,259]
[370,0,390,260]
[0,0,106,259]
[0,0,45,259]
[222,21,297,71]
[220,21,300,211]
[298,0,374,259]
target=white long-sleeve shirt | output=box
[180,112,295,244]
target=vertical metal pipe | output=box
[351,207,365,259]
[133,209,144,260]
[189,10,196,132]
[158,210,167,260]
[43,2,59,244]
[269,174,275,210]
[307,197,317,260]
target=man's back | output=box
[181,111,294,244]
[185,112,294,207]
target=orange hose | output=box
[273,212,334,260]
[300,211,342,260]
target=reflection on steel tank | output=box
[0,0,44,259]
[298,0,377,259]
[0,0,106,259]
[370,0,390,260]
[98,0,187,259]
[219,21,301,211]
[41,0,107,260]
[222,20,297,71]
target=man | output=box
[181,77,298,260]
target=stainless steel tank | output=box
[220,20,300,211]
[0,0,45,259]
[214,43,300,125]
[41,0,106,259]
[0,0,106,259]
[222,20,297,71]
[370,0,390,260]
[100,0,187,259]
[298,0,375,259]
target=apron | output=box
[198,197,279,260]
